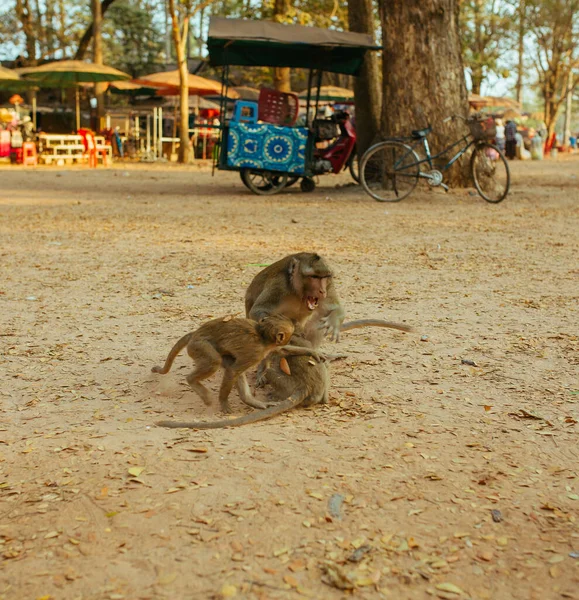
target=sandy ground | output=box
[0,157,578,600]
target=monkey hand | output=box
[318,307,345,342]
[309,350,330,363]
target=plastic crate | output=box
[258,88,299,127]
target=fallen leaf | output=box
[320,561,355,590]
[128,467,144,477]
[288,559,306,572]
[549,565,562,578]
[307,491,324,501]
[221,584,237,598]
[548,555,565,564]
[284,574,299,588]
[435,582,465,596]
[156,572,177,586]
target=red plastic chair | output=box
[258,88,299,126]
[22,142,38,166]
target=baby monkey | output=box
[156,327,329,429]
[152,314,322,414]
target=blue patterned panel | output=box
[227,122,308,175]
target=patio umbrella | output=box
[0,65,37,90]
[107,80,158,96]
[298,85,354,102]
[468,94,521,110]
[133,70,238,97]
[18,60,130,130]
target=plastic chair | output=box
[22,142,38,166]
[258,88,299,126]
[79,130,108,167]
[232,101,258,123]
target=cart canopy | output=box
[207,18,380,76]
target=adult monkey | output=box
[245,252,345,347]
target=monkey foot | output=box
[241,397,267,410]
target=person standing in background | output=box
[495,118,505,153]
[505,119,517,159]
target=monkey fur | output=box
[155,319,412,429]
[156,331,328,429]
[151,314,322,414]
[245,252,346,346]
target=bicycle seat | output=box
[411,126,432,139]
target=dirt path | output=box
[0,158,578,600]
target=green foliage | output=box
[103,0,164,76]
[459,0,514,93]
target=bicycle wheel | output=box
[348,150,360,183]
[240,169,288,195]
[360,141,420,202]
[470,143,510,203]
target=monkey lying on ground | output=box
[245,252,345,346]
[151,314,323,414]
[155,318,412,429]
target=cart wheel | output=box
[240,169,288,195]
[300,177,316,193]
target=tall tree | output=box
[528,0,579,140]
[15,0,37,65]
[168,0,215,163]
[379,0,469,185]
[93,0,105,128]
[104,0,164,77]
[272,0,291,92]
[348,0,381,156]
[459,0,512,95]
[514,0,528,105]
[168,0,191,163]
[75,0,118,60]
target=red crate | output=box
[258,88,299,126]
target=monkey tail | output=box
[151,333,193,375]
[340,319,413,333]
[156,390,308,429]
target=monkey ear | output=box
[288,257,299,276]
[276,332,286,344]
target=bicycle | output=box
[360,114,510,203]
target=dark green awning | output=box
[207,18,380,76]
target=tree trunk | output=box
[470,66,483,95]
[515,0,525,105]
[93,0,105,131]
[168,0,190,164]
[58,0,67,57]
[562,74,573,147]
[15,0,37,65]
[75,0,118,61]
[379,0,470,186]
[348,0,381,156]
[45,0,56,59]
[543,72,559,143]
[273,0,291,91]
